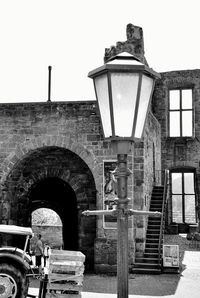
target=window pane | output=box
[169,111,180,136]
[184,173,194,194]
[111,72,139,137]
[172,173,182,194]
[94,74,112,138]
[185,195,196,223]
[169,90,180,110]
[134,75,153,138]
[172,195,183,223]
[182,89,192,109]
[182,111,193,137]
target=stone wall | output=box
[0,100,161,272]
[152,69,200,230]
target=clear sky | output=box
[0,0,200,103]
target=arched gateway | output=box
[0,146,97,270]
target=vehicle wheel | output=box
[0,263,28,298]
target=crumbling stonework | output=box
[104,23,148,65]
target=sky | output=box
[0,0,200,103]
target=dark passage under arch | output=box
[30,177,78,251]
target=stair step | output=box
[148,225,160,228]
[146,239,159,243]
[150,206,162,210]
[152,193,163,196]
[147,230,160,233]
[145,248,159,253]
[146,243,159,248]
[134,262,160,269]
[148,222,161,226]
[148,219,161,222]
[153,186,164,190]
[135,257,159,264]
[132,267,161,274]
[146,238,159,245]
[144,253,160,258]
[152,192,163,196]
[148,216,161,220]
[151,193,163,196]
[146,234,160,239]
[147,229,160,234]
[132,269,161,274]
[151,200,163,204]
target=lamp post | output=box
[88,52,161,298]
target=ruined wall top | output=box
[104,23,148,66]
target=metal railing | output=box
[158,169,170,269]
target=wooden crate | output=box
[47,250,85,298]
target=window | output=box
[171,171,196,224]
[169,89,193,137]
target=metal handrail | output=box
[158,169,170,269]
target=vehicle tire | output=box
[0,263,29,298]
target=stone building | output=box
[0,24,198,273]
[153,70,200,234]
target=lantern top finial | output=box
[88,51,160,81]
[106,52,143,65]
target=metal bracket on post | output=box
[82,209,118,217]
[126,209,162,217]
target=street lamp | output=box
[88,52,161,298]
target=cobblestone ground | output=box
[83,273,180,296]
[30,273,180,296]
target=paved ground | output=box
[29,250,200,298]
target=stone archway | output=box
[30,177,78,251]
[1,146,97,270]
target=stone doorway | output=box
[30,177,78,251]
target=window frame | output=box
[170,169,197,225]
[168,88,194,138]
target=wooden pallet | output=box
[47,250,85,298]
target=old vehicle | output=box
[0,225,33,298]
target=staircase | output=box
[132,186,164,274]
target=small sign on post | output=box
[163,245,179,273]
